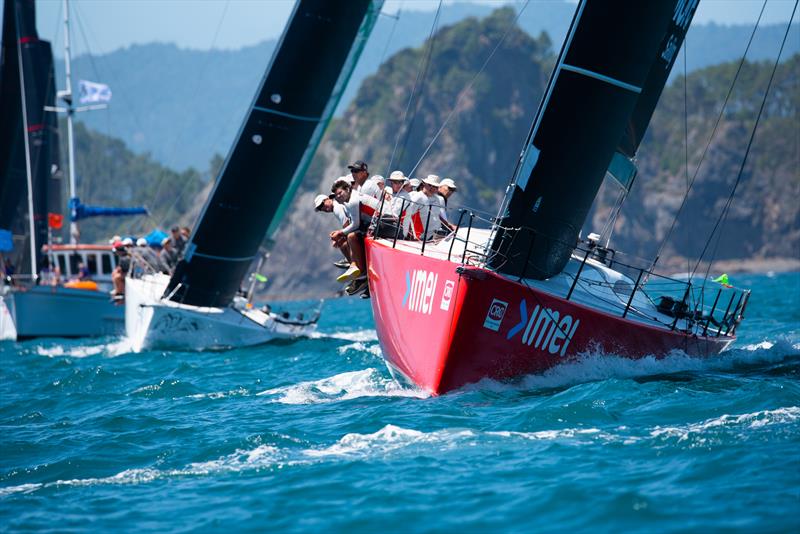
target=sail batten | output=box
[488,1,698,280]
[168,0,383,308]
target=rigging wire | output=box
[378,3,402,67]
[649,0,769,273]
[692,0,798,289]
[386,0,443,175]
[409,0,532,177]
[682,35,691,291]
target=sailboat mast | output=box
[13,3,37,279]
[61,0,78,243]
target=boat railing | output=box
[371,194,497,266]
[370,197,749,338]
[508,225,751,337]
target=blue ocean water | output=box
[1,272,798,532]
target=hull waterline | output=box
[366,237,735,395]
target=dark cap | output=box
[347,160,368,172]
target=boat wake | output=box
[3,405,796,497]
[256,368,427,404]
[467,338,800,392]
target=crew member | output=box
[314,193,352,268]
[329,178,385,296]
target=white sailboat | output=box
[125,0,384,351]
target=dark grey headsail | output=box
[168,0,383,307]
[0,0,62,275]
[488,0,698,279]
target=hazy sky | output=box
[22,0,800,58]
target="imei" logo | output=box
[403,270,439,315]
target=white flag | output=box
[78,80,112,104]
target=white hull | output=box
[1,285,124,340]
[125,274,317,352]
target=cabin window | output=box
[87,254,98,275]
[69,253,81,275]
[101,254,112,274]
[57,254,67,275]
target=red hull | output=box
[366,238,734,395]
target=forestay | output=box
[168,0,383,307]
[488,1,698,280]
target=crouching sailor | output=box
[329,178,392,298]
[314,193,352,270]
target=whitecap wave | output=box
[336,341,382,358]
[0,445,281,497]
[35,337,134,358]
[487,428,616,442]
[256,368,427,404]
[187,387,250,400]
[650,406,800,441]
[310,329,377,342]
[305,424,474,458]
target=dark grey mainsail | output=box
[488,1,698,279]
[167,0,382,307]
[0,0,62,276]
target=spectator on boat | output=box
[170,226,186,257]
[160,237,178,273]
[180,227,191,241]
[315,193,352,268]
[76,261,91,281]
[2,257,15,286]
[38,257,60,286]
[134,237,162,273]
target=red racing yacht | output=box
[364,0,751,395]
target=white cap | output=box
[343,174,355,184]
[109,235,122,245]
[122,237,134,246]
[314,194,329,210]
[409,178,421,188]
[371,174,385,184]
[439,178,457,190]
[388,170,407,182]
[422,174,440,186]
[136,237,148,247]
